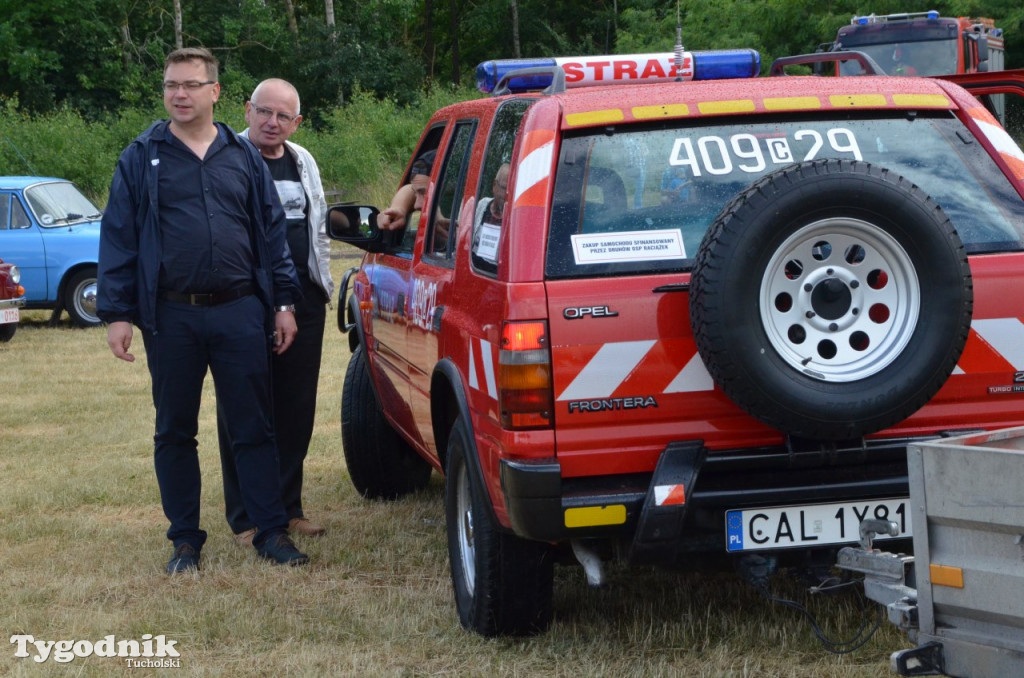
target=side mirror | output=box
[977,36,989,65]
[326,204,386,252]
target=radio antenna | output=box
[674,0,685,80]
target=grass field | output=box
[0,247,909,677]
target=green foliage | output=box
[0,99,118,198]
[302,84,477,203]
[4,0,1024,207]
[0,84,475,208]
[4,0,1023,121]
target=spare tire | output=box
[689,160,972,440]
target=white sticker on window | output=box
[571,229,686,265]
[475,223,501,263]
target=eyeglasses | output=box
[250,104,298,125]
[163,80,216,92]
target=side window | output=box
[426,120,476,261]
[387,125,446,256]
[12,197,30,229]
[472,99,533,275]
[0,194,9,230]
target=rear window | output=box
[545,112,1024,279]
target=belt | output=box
[158,283,255,306]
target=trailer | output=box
[838,427,1024,677]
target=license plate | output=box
[0,307,18,324]
[725,498,911,552]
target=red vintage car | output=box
[0,257,26,342]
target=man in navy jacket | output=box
[98,47,307,574]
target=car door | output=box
[0,191,48,304]
[361,125,449,446]
[406,120,478,454]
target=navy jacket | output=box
[97,120,300,333]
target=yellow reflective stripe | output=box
[764,96,822,111]
[565,505,627,528]
[930,563,965,588]
[891,94,952,108]
[697,100,756,114]
[565,109,625,127]
[830,94,887,107]
[633,103,691,119]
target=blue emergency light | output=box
[854,9,940,25]
[475,50,761,94]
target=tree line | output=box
[3,0,1022,122]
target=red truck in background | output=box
[825,10,1005,77]
[819,11,1009,123]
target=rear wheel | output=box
[445,415,554,636]
[340,345,432,499]
[0,324,15,342]
[64,267,100,327]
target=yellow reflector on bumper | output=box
[565,505,626,528]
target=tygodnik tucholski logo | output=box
[10,633,181,666]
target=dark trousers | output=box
[219,279,327,533]
[142,295,288,550]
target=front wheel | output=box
[445,415,554,636]
[340,345,432,499]
[63,268,100,327]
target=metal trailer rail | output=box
[838,426,1024,677]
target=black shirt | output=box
[263,152,310,283]
[156,127,255,294]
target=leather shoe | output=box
[166,543,200,574]
[257,533,309,566]
[234,528,257,547]
[288,517,326,537]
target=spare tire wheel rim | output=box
[760,217,920,382]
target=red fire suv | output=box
[330,49,1024,636]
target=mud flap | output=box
[629,441,706,566]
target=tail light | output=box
[499,320,553,429]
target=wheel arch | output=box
[56,261,97,309]
[431,358,501,528]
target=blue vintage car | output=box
[0,177,101,327]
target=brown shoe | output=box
[288,517,326,537]
[234,528,257,547]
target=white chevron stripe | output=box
[972,317,1024,370]
[664,353,715,393]
[514,140,553,203]
[557,340,656,401]
[976,119,1024,164]
[480,338,497,399]
[468,339,479,390]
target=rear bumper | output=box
[501,435,923,553]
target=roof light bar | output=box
[853,9,940,25]
[476,50,761,94]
